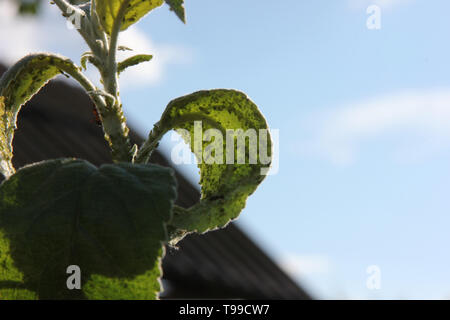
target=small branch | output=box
[54,0,134,162]
[52,0,76,16]
[52,0,95,51]
[135,122,167,164]
[90,0,110,54]
[104,0,131,96]
[53,60,106,110]
[94,0,134,162]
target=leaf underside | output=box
[95,0,164,34]
[0,159,177,299]
[150,89,272,235]
[0,96,12,178]
[164,0,186,23]
[0,54,80,177]
[118,54,153,75]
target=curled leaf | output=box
[0,54,86,178]
[117,54,153,75]
[137,89,272,236]
[80,52,96,70]
[0,96,14,178]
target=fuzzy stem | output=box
[53,0,135,162]
[53,0,100,55]
[97,0,134,163]
[135,122,167,163]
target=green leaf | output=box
[95,0,164,35]
[0,159,177,299]
[117,54,153,75]
[137,89,272,236]
[0,54,82,178]
[18,0,40,15]
[80,52,92,70]
[0,96,14,178]
[118,45,133,51]
[80,52,102,71]
[164,0,186,23]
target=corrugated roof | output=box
[0,65,310,299]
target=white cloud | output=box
[279,254,331,277]
[117,27,192,88]
[302,88,450,165]
[0,0,191,87]
[0,0,87,65]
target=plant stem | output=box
[53,0,99,54]
[95,0,134,163]
[54,0,134,163]
[135,122,167,163]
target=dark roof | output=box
[0,64,310,299]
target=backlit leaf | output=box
[117,54,153,75]
[137,89,272,236]
[0,54,82,178]
[0,96,13,178]
[0,159,177,299]
[164,0,185,23]
[95,0,164,35]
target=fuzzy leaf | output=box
[95,0,164,34]
[0,159,177,299]
[138,89,271,235]
[117,54,153,75]
[80,53,102,71]
[118,45,133,51]
[0,96,13,178]
[0,54,82,178]
[164,0,185,23]
[80,52,93,70]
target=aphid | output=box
[91,104,102,127]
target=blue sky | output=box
[1,0,450,299]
